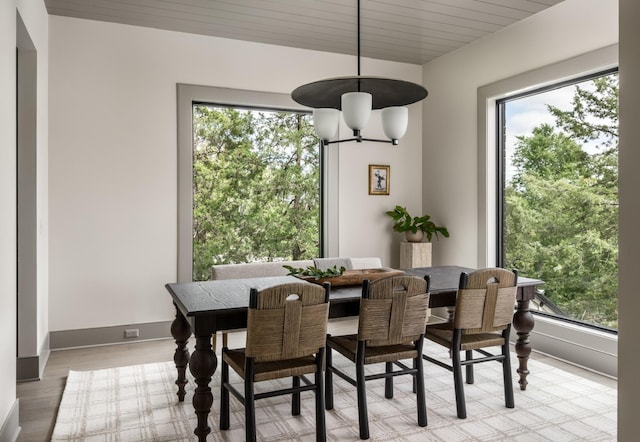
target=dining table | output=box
[165,265,542,441]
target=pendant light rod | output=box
[357,0,361,77]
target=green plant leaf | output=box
[284,264,346,279]
[384,206,449,240]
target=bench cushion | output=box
[211,260,314,280]
[210,257,383,280]
[349,257,383,269]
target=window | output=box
[191,104,320,281]
[497,69,618,331]
[478,45,618,376]
[177,85,338,283]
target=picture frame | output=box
[368,165,390,195]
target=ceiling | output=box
[44,0,564,65]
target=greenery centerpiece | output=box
[283,264,346,280]
[385,205,450,242]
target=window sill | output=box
[515,314,618,378]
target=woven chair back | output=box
[245,282,329,362]
[454,268,518,335]
[358,275,430,347]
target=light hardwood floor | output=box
[16,338,179,441]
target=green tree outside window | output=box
[192,106,320,281]
[504,72,618,329]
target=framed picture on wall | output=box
[369,165,390,195]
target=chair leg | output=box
[220,354,230,430]
[415,355,428,427]
[356,347,369,440]
[292,376,301,416]
[315,361,327,442]
[325,344,334,410]
[465,350,474,384]
[356,362,370,440]
[451,333,467,419]
[245,362,257,442]
[385,362,394,399]
[502,341,515,409]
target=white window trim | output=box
[477,45,619,378]
[176,84,338,282]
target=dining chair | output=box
[423,267,518,419]
[325,275,430,440]
[219,281,330,442]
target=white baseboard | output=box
[0,399,20,442]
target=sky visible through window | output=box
[504,82,603,181]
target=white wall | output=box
[421,0,618,267]
[0,0,18,432]
[48,17,423,331]
[34,0,50,358]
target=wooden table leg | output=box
[445,306,455,322]
[171,303,191,401]
[189,334,217,442]
[513,297,535,391]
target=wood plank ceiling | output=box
[44,0,564,65]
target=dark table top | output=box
[166,265,543,318]
[405,265,542,292]
[167,275,299,317]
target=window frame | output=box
[177,84,335,282]
[495,66,619,274]
[477,45,619,377]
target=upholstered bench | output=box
[209,257,383,351]
[210,257,382,280]
[211,259,313,280]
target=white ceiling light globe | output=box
[341,92,372,131]
[381,106,408,141]
[313,108,340,141]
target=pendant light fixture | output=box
[291,0,428,146]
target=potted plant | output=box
[385,205,450,242]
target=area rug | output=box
[51,344,617,441]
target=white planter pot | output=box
[404,230,424,242]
